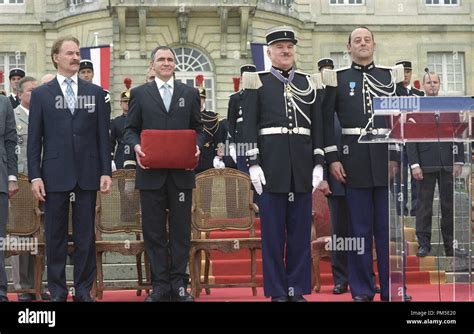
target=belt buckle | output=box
[281,127,289,134]
[292,127,299,134]
[360,129,367,136]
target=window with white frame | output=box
[0,0,24,4]
[0,52,26,93]
[330,0,364,5]
[68,0,84,7]
[173,47,215,112]
[427,52,465,95]
[425,0,459,5]
[329,52,351,69]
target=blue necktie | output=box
[64,78,76,114]
[162,83,172,112]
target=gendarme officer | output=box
[242,26,325,302]
[322,26,403,302]
[227,64,257,172]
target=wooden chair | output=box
[189,168,261,298]
[6,173,45,299]
[94,169,151,299]
[310,189,332,293]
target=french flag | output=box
[80,45,111,90]
[250,42,271,71]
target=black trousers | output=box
[415,170,454,254]
[44,186,97,299]
[140,178,192,293]
[327,196,349,287]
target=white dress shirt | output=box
[154,77,174,100]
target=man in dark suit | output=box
[0,94,19,302]
[406,72,463,258]
[8,68,25,109]
[394,60,425,217]
[28,36,112,302]
[124,46,203,302]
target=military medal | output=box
[349,82,356,96]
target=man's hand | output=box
[31,179,46,202]
[8,181,19,198]
[134,144,149,169]
[453,164,462,177]
[389,161,399,180]
[249,165,266,195]
[100,175,113,194]
[312,165,323,192]
[213,156,225,169]
[412,166,423,181]
[329,161,346,183]
[317,180,332,196]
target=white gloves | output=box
[213,156,225,169]
[111,160,117,172]
[229,144,237,164]
[249,165,266,195]
[312,165,323,192]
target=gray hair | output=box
[17,76,37,93]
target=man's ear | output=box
[373,41,377,52]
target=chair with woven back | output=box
[189,168,261,298]
[310,189,332,293]
[94,169,151,299]
[6,173,44,299]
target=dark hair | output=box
[51,36,80,69]
[348,26,374,44]
[17,76,37,93]
[150,46,177,62]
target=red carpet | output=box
[6,285,467,302]
[205,218,440,286]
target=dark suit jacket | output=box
[27,77,111,192]
[124,80,204,190]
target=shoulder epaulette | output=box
[377,64,404,84]
[310,72,323,90]
[242,71,263,90]
[322,68,341,87]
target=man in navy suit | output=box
[28,36,112,302]
[125,46,203,302]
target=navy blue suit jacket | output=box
[27,77,111,192]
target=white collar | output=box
[19,104,29,114]
[406,84,412,90]
[155,77,174,90]
[56,73,78,85]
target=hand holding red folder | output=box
[138,129,199,169]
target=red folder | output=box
[140,130,198,169]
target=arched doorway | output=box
[173,47,215,111]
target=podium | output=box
[360,96,474,301]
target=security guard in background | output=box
[242,26,325,302]
[394,60,424,217]
[110,90,136,169]
[316,57,350,295]
[227,64,257,172]
[195,87,226,173]
[8,68,25,109]
[322,26,403,302]
[78,59,111,110]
